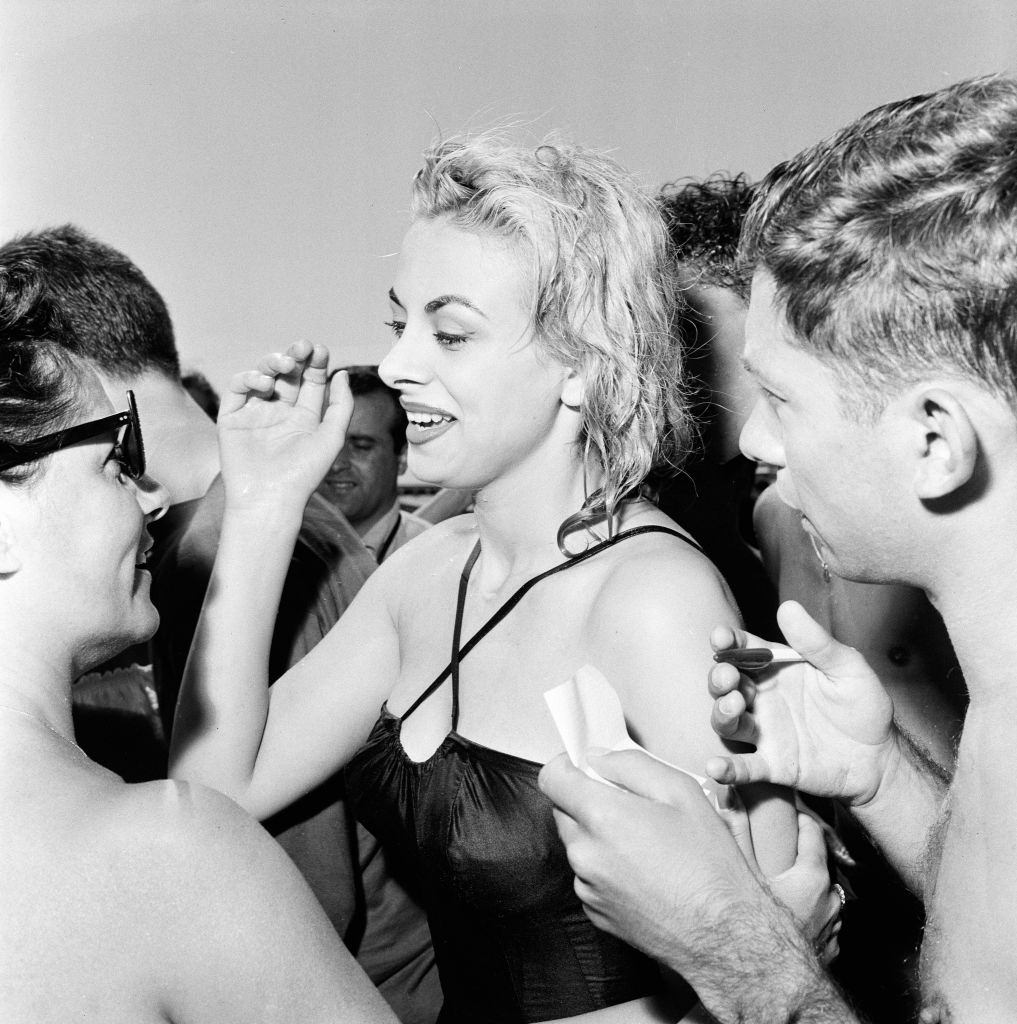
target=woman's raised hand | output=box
[218,341,354,512]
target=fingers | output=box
[323,368,355,441]
[705,751,771,787]
[710,684,758,743]
[224,343,334,412]
[290,342,332,414]
[589,750,707,807]
[538,753,601,818]
[815,885,845,965]
[709,623,744,655]
[707,658,748,700]
[794,811,829,871]
[228,369,278,398]
[714,786,755,864]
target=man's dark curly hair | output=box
[657,173,755,298]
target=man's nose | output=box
[739,398,785,468]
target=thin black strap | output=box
[449,542,481,728]
[375,513,402,564]
[399,525,700,727]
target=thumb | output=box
[322,369,355,448]
[590,750,706,807]
[776,600,865,679]
[792,810,829,872]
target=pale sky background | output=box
[2,1,1016,393]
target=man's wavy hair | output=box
[740,74,1017,422]
[0,225,179,380]
[410,135,692,544]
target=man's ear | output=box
[0,516,22,575]
[908,387,978,499]
[561,369,584,410]
[398,445,408,476]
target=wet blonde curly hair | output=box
[411,134,693,547]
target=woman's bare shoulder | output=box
[372,512,478,584]
[61,781,389,1020]
[595,513,736,619]
[95,777,271,867]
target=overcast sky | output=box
[2,0,1015,391]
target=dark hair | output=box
[658,173,756,297]
[181,369,220,422]
[0,264,82,484]
[741,74,1017,419]
[0,225,179,379]
[330,365,406,451]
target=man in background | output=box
[316,366,428,561]
[654,173,779,639]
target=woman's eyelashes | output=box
[434,331,468,349]
[383,319,469,349]
[105,446,130,482]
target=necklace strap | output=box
[0,703,76,745]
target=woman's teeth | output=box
[407,411,453,427]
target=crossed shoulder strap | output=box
[399,525,702,729]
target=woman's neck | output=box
[0,647,77,742]
[469,454,596,592]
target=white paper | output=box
[544,664,724,805]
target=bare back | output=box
[0,720,395,1024]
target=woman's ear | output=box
[0,516,22,575]
[561,369,584,410]
[909,387,978,499]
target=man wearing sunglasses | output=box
[0,225,441,1024]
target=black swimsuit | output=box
[346,526,701,1022]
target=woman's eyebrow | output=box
[389,287,488,318]
[423,294,487,318]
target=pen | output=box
[712,648,809,671]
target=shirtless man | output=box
[540,74,1017,1022]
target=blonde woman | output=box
[172,137,799,1022]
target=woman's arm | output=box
[169,343,396,818]
[586,537,799,876]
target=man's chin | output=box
[321,485,359,513]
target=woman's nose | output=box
[132,473,171,523]
[379,322,428,390]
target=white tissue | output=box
[544,664,723,806]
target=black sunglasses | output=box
[0,390,146,479]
